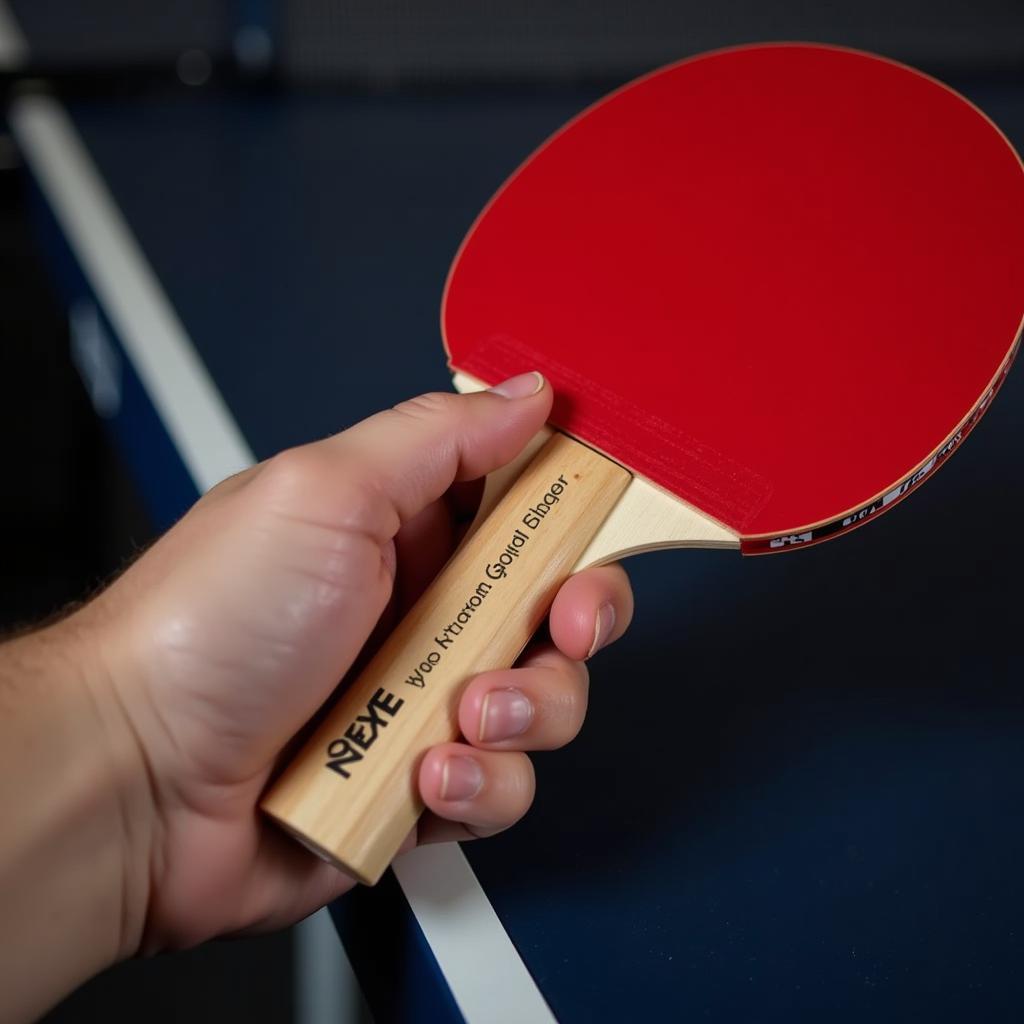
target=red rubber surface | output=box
[443,44,1024,540]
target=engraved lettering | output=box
[325,688,405,778]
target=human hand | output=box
[69,372,633,957]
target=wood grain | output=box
[262,433,631,884]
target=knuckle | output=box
[549,698,586,747]
[199,465,254,504]
[258,446,393,536]
[392,390,462,422]
[539,665,588,747]
[508,752,536,804]
[567,656,590,688]
[259,446,331,505]
[466,756,535,838]
[546,655,589,695]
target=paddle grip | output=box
[261,433,630,884]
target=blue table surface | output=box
[35,77,1024,1021]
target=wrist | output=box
[70,601,158,957]
[0,605,155,1019]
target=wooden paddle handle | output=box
[261,433,630,884]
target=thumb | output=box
[328,370,551,535]
[105,371,552,786]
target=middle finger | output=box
[458,645,590,751]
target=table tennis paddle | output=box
[262,43,1024,884]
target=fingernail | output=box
[489,371,545,399]
[479,688,534,743]
[588,602,616,658]
[440,756,484,802]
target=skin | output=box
[0,374,633,1023]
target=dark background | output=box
[0,119,295,1023]
[2,2,1023,1022]
[8,0,1024,79]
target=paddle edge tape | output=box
[741,327,1023,555]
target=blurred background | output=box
[6,0,1024,82]
[2,2,1024,1023]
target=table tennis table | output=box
[7,14,1024,1021]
